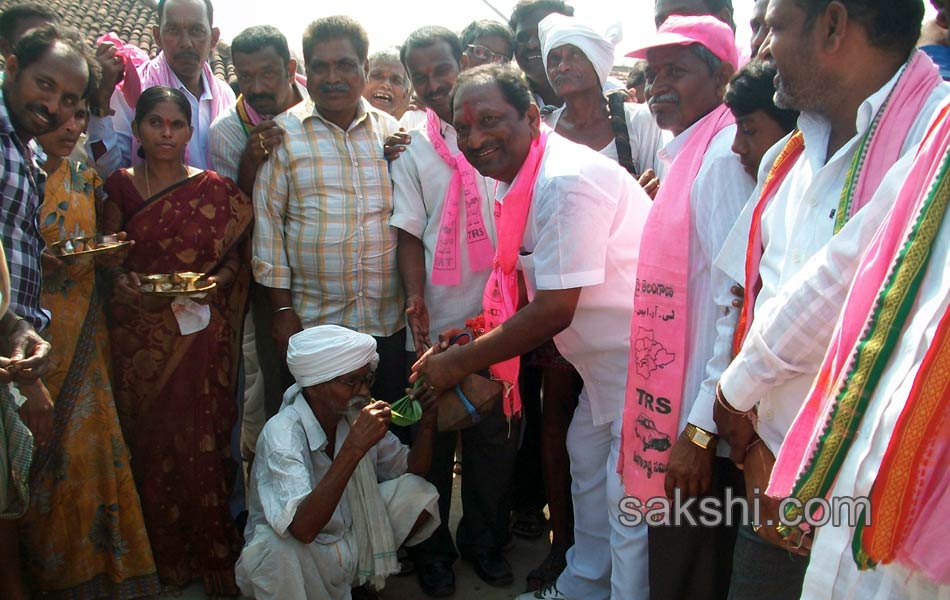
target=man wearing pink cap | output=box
[617,14,753,600]
[711,0,949,598]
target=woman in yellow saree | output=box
[19,104,160,597]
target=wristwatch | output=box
[684,423,718,450]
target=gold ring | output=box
[259,135,266,150]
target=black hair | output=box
[156,0,214,27]
[654,0,735,30]
[627,60,648,88]
[0,3,59,46]
[796,0,923,55]
[133,85,192,127]
[724,60,799,132]
[302,15,369,66]
[231,25,291,64]
[11,24,99,99]
[400,26,463,68]
[460,20,514,59]
[508,0,574,30]
[451,63,533,117]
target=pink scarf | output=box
[735,51,943,355]
[768,52,943,497]
[618,104,734,500]
[239,74,308,127]
[426,109,494,286]
[482,125,551,418]
[768,103,950,577]
[96,32,234,166]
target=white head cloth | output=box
[286,325,379,388]
[539,13,622,90]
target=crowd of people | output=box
[0,0,949,599]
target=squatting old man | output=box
[235,325,440,599]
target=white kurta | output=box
[235,396,439,599]
[747,145,950,600]
[544,101,668,174]
[389,117,496,346]
[717,65,950,455]
[653,121,755,443]
[494,132,652,599]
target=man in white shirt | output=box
[208,25,306,472]
[235,325,439,600]
[713,0,949,598]
[411,64,652,600]
[390,26,518,596]
[85,0,235,177]
[618,15,753,600]
[728,108,950,599]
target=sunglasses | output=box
[465,44,510,64]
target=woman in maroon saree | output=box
[100,87,251,595]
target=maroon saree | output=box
[102,169,252,592]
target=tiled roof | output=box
[0,0,235,84]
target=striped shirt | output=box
[252,98,403,336]
[0,88,49,330]
[209,81,308,182]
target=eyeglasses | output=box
[335,370,376,392]
[465,44,510,64]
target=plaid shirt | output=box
[252,98,404,337]
[0,88,49,331]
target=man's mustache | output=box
[25,103,57,129]
[649,92,679,106]
[425,86,452,102]
[173,50,201,63]
[247,93,276,107]
[319,83,350,94]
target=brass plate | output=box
[49,234,130,257]
[138,272,216,297]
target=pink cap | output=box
[625,15,738,68]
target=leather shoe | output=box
[461,549,514,587]
[416,561,455,597]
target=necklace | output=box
[144,162,188,199]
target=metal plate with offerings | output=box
[49,233,130,257]
[138,271,216,297]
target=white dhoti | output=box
[241,314,267,461]
[236,473,440,599]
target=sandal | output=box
[525,547,568,592]
[511,508,547,539]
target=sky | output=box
[213,0,754,65]
[213,1,940,66]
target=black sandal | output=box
[525,547,568,591]
[511,508,547,539]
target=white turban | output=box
[286,325,379,388]
[539,13,621,91]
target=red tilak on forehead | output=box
[461,101,476,126]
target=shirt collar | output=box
[657,106,721,167]
[288,393,329,452]
[0,87,15,136]
[797,59,905,165]
[308,96,373,131]
[160,53,213,101]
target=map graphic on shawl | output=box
[634,327,675,379]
